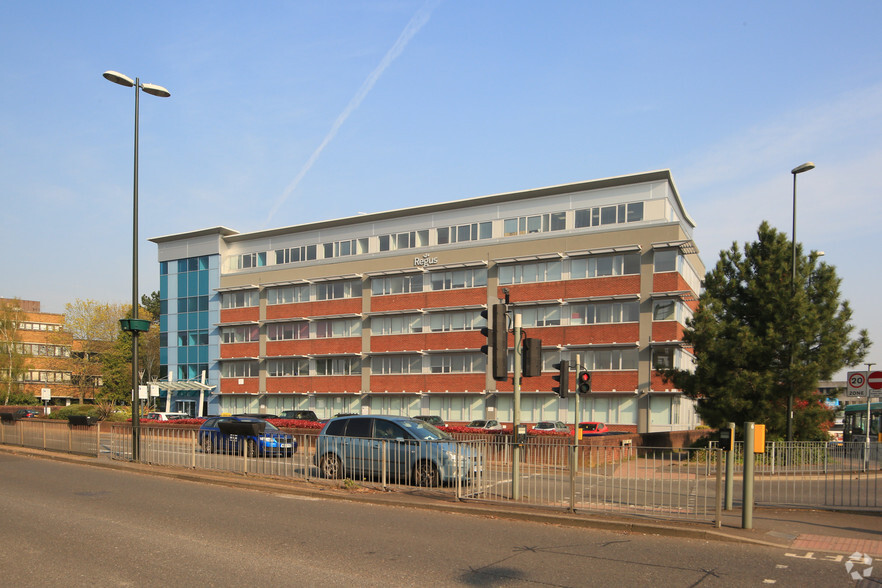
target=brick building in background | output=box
[150,170,704,432]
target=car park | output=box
[579,422,610,435]
[533,421,570,433]
[413,415,446,427]
[466,419,503,431]
[13,408,41,419]
[199,416,296,457]
[315,415,480,486]
[144,412,190,421]
[278,410,319,421]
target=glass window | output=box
[654,250,677,272]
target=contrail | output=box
[264,0,441,226]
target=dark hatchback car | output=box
[199,416,296,457]
[315,415,480,487]
[279,410,319,422]
[14,408,41,419]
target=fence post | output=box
[569,443,577,512]
[725,422,735,510]
[715,448,723,528]
[742,422,755,529]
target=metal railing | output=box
[0,418,99,456]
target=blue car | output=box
[315,415,481,486]
[199,416,297,457]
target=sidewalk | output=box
[4,445,881,558]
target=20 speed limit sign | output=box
[847,371,866,397]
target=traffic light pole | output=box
[512,312,522,501]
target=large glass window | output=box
[429,353,486,373]
[267,284,310,305]
[315,318,361,338]
[518,306,561,327]
[267,358,309,377]
[275,244,317,265]
[581,348,638,370]
[570,253,640,278]
[221,290,258,309]
[220,360,258,378]
[267,322,310,341]
[654,250,678,272]
[575,202,644,228]
[371,355,422,374]
[315,279,362,300]
[436,222,492,245]
[428,310,484,332]
[323,238,368,259]
[503,212,566,236]
[378,230,429,252]
[498,260,562,285]
[315,357,361,375]
[221,325,259,343]
[570,301,639,324]
[372,314,422,335]
[371,274,423,296]
[429,268,487,290]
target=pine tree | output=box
[662,222,871,439]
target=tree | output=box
[64,299,127,403]
[662,222,871,440]
[99,295,161,404]
[0,298,33,405]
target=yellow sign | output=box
[754,424,766,453]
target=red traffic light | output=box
[577,370,591,394]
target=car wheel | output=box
[245,440,258,458]
[200,436,214,454]
[320,454,343,479]
[413,460,440,487]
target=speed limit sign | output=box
[847,371,867,396]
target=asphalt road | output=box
[0,452,868,587]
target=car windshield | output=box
[400,420,452,440]
[469,420,487,427]
[232,418,279,431]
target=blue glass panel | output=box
[189,347,199,363]
[188,312,198,330]
[160,314,168,332]
[178,299,188,313]
[188,365,197,379]
[178,259,188,273]
[160,261,168,275]
[178,273,187,295]
[188,258,198,272]
[198,295,208,311]
[177,366,187,380]
[198,311,208,329]
[199,345,209,363]
[199,256,208,270]
[160,299,168,315]
[160,348,167,364]
[178,314,188,330]
[160,275,168,299]
[188,272,198,295]
[198,271,208,295]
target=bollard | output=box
[725,422,735,510]
[742,422,755,529]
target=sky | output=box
[2,1,880,381]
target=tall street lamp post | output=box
[103,71,170,461]
[788,161,815,442]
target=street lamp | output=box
[787,161,815,442]
[103,70,170,461]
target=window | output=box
[570,301,639,325]
[315,357,361,375]
[581,348,638,370]
[373,314,422,335]
[371,274,423,296]
[371,355,422,374]
[221,290,258,309]
[652,347,674,370]
[654,250,677,272]
[652,300,675,321]
[315,279,362,300]
[220,360,258,378]
[378,230,428,252]
[233,252,266,270]
[575,202,644,228]
[570,253,640,278]
[498,260,562,285]
[267,284,310,304]
[503,212,566,236]
[221,325,259,343]
[267,322,309,341]
[429,268,487,290]
[519,306,561,327]
[428,310,483,332]
[275,244,317,265]
[323,238,368,259]
[429,353,486,373]
[436,222,492,245]
[315,318,361,338]
[267,358,309,377]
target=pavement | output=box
[3,444,881,559]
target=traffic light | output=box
[552,360,569,398]
[480,304,508,381]
[577,370,591,394]
[522,338,542,377]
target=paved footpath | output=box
[3,444,881,558]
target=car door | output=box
[342,417,373,476]
[371,419,414,481]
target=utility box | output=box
[753,424,766,453]
[719,428,734,451]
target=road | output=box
[0,452,866,587]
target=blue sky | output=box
[2,1,880,379]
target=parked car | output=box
[579,422,609,435]
[533,421,570,433]
[467,419,503,431]
[278,410,319,422]
[413,415,446,427]
[315,415,480,486]
[233,413,279,419]
[143,412,190,421]
[14,408,41,419]
[199,416,296,457]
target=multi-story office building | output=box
[150,170,704,431]
[0,298,78,404]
